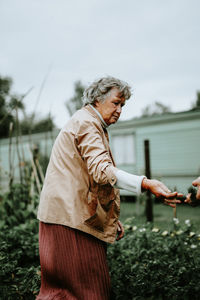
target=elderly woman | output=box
[37,76,180,300]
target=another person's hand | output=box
[192,177,200,200]
[116,220,124,241]
[185,177,200,203]
[142,178,182,208]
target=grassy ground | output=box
[120,201,200,232]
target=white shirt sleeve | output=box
[113,169,146,195]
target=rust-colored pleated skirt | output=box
[36,222,111,300]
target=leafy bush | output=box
[1,184,200,299]
[108,217,200,300]
[0,184,40,299]
[0,184,38,228]
[0,222,40,299]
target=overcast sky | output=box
[1,0,200,128]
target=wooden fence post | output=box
[144,140,153,222]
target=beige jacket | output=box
[37,105,120,243]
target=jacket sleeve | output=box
[75,120,117,186]
[114,169,145,195]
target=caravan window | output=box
[111,134,135,165]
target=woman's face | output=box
[95,88,126,125]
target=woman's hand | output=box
[116,220,124,241]
[142,178,182,208]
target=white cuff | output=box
[114,169,145,195]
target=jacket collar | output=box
[84,104,108,128]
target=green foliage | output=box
[38,152,50,175]
[65,80,85,116]
[191,91,200,110]
[9,96,25,111]
[0,74,56,138]
[20,114,55,135]
[31,115,55,133]
[0,222,40,299]
[0,184,40,299]
[0,76,14,138]
[193,91,200,109]
[141,101,171,117]
[0,184,38,228]
[108,217,200,300]
[1,183,200,299]
[196,92,200,107]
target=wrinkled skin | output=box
[94,88,125,125]
[116,179,182,241]
[142,178,182,207]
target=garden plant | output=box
[1,183,200,299]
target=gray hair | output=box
[82,76,132,105]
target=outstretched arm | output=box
[114,169,182,207]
